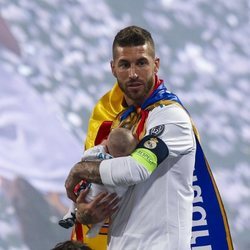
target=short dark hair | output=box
[51,240,92,250]
[112,25,155,58]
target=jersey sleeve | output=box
[100,156,151,186]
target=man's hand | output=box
[65,162,83,202]
[75,188,120,224]
[65,161,102,202]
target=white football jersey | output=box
[100,104,196,250]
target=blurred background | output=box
[0,0,249,249]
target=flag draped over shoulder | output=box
[71,80,233,250]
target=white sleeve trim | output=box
[100,156,150,187]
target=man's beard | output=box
[118,76,154,105]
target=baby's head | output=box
[106,127,138,157]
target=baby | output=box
[59,127,138,237]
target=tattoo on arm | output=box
[76,210,93,225]
[74,161,103,184]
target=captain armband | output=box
[131,135,169,173]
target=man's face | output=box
[111,43,160,106]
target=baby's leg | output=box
[63,202,76,219]
[58,202,76,229]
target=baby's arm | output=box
[82,145,112,161]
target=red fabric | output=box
[94,121,112,145]
[153,75,162,91]
[135,75,162,137]
[135,108,149,138]
[73,183,81,194]
[75,222,84,241]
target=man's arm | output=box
[100,135,169,187]
[65,160,102,202]
[65,160,119,225]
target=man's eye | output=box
[119,63,129,68]
[138,60,147,66]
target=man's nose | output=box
[129,66,138,79]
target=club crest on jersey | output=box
[149,125,165,137]
[144,137,158,149]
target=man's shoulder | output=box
[148,103,191,125]
[149,102,187,116]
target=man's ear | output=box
[110,60,117,78]
[154,57,160,74]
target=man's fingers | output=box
[104,195,120,214]
[66,190,77,202]
[65,177,77,202]
[107,195,120,209]
[96,193,118,207]
[95,193,120,218]
[76,188,90,203]
[65,173,77,201]
[64,162,83,202]
[90,192,109,207]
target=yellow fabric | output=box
[85,83,124,150]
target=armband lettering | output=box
[131,135,169,173]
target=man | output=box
[65,25,195,250]
[65,26,233,250]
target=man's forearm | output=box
[65,160,103,202]
[72,160,103,184]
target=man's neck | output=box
[124,97,144,107]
